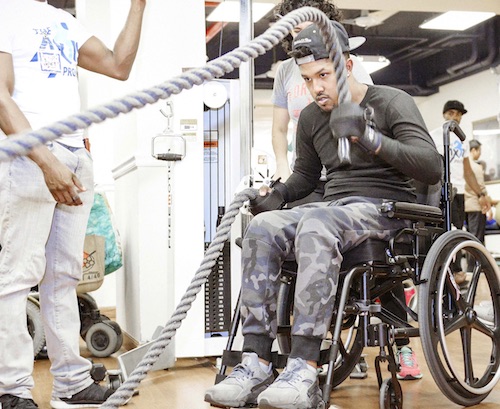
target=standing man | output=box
[205,22,442,409]
[430,100,491,284]
[0,1,146,408]
[465,139,497,243]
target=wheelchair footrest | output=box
[220,349,242,368]
[215,373,227,385]
[350,355,369,379]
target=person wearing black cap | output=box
[430,100,491,284]
[205,21,442,409]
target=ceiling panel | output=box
[205,3,500,96]
[49,0,500,97]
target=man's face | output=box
[443,109,463,124]
[471,146,482,161]
[299,58,340,112]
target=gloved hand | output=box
[330,103,382,154]
[248,180,287,216]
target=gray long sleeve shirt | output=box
[283,85,442,204]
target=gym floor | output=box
[31,334,500,409]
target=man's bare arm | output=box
[77,0,146,80]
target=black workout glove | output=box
[249,179,287,216]
[330,103,382,154]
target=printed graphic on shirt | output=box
[450,139,465,162]
[30,22,79,78]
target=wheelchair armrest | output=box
[380,201,443,224]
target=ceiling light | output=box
[206,1,275,23]
[356,55,390,74]
[419,11,495,31]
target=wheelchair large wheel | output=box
[78,293,99,338]
[276,280,363,388]
[419,230,500,406]
[27,296,46,357]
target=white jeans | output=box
[0,142,94,399]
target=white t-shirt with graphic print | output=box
[0,0,92,147]
[430,125,470,194]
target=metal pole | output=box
[239,0,254,182]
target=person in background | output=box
[430,100,491,284]
[0,1,146,408]
[465,139,498,243]
[271,0,373,205]
[205,22,442,409]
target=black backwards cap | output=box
[291,21,350,66]
[443,100,467,115]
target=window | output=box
[472,116,500,182]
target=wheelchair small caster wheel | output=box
[85,321,122,358]
[107,369,123,391]
[379,378,403,409]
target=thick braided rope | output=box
[1,6,348,408]
[99,188,258,408]
[0,6,349,161]
[98,11,347,406]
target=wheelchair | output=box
[26,290,123,359]
[213,122,500,408]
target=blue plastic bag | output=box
[86,193,123,275]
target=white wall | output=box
[77,0,206,358]
[415,69,500,137]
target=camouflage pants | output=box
[240,196,410,353]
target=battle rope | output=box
[0,6,350,408]
[0,6,350,161]
[99,9,349,405]
[99,188,257,408]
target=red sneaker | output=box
[396,346,422,380]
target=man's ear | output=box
[345,57,353,76]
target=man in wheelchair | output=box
[205,21,442,409]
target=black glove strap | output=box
[248,179,287,216]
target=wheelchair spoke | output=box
[464,264,481,305]
[444,270,468,312]
[472,319,496,339]
[460,327,475,386]
[442,312,467,336]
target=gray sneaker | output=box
[204,352,274,408]
[257,357,323,409]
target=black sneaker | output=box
[50,383,113,409]
[0,394,39,409]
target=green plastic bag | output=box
[86,192,123,275]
